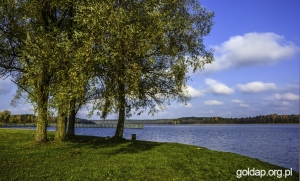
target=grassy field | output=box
[0,128,298,180]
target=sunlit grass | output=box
[0,128,298,180]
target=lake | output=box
[67,124,299,172]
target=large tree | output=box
[89,0,214,138]
[33,0,102,142]
[66,82,104,137]
[0,0,97,142]
[0,0,51,142]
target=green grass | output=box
[0,128,298,181]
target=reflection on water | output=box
[51,124,299,171]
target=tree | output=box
[0,110,11,123]
[9,114,15,123]
[0,0,98,142]
[0,0,62,142]
[15,114,21,123]
[0,0,102,142]
[49,1,109,141]
[26,115,31,123]
[90,0,214,138]
[67,84,103,137]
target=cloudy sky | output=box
[0,0,299,119]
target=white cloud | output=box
[262,100,292,107]
[236,81,277,93]
[205,78,234,95]
[263,93,299,101]
[77,110,91,118]
[239,103,250,108]
[204,32,299,72]
[204,100,224,106]
[231,99,250,108]
[232,99,243,103]
[186,85,204,98]
[281,101,290,106]
[0,79,14,95]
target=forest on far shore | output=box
[0,110,298,124]
[125,114,299,124]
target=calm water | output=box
[69,124,299,171]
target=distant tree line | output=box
[75,118,95,124]
[0,110,57,124]
[0,110,98,125]
[1,110,298,125]
[0,110,36,124]
[126,114,299,124]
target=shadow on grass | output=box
[64,135,162,154]
[109,140,163,154]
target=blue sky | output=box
[0,0,299,119]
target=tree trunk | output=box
[55,107,66,142]
[115,103,125,138]
[35,88,48,143]
[67,100,76,136]
[35,105,48,143]
[114,83,126,138]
